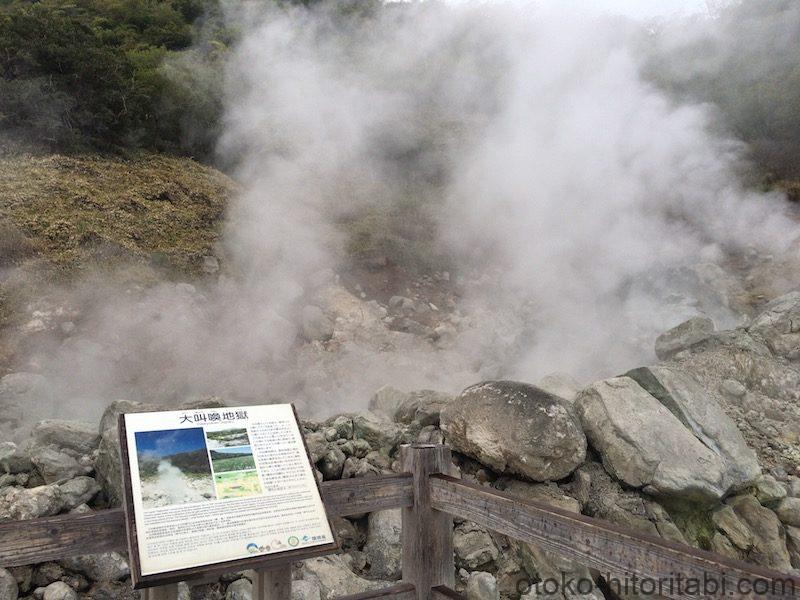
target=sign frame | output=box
[119,403,339,589]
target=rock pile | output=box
[1,294,800,599]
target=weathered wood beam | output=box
[430,475,800,600]
[0,474,413,568]
[430,585,465,599]
[335,582,416,599]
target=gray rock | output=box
[0,373,51,428]
[305,432,329,464]
[466,572,499,600]
[626,366,760,490]
[0,443,33,474]
[319,447,346,480]
[719,379,747,400]
[225,578,252,600]
[33,420,99,455]
[0,485,63,521]
[42,582,76,600]
[775,498,800,527]
[368,386,409,419]
[753,475,788,505]
[330,517,364,550]
[363,509,402,580]
[352,414,401,451]
[454,521,499,569]
[727,494,792,571]
[495,479,580,513]
[292,580,321,600]
[58,477,100,510]
[712,505,754,551]
[300,555,386,598]
[536,373,581,405]
[95,400,158,506]
[301,306,334,342]
[341,457,380,479]
[0,568,18,600]
[394,391,452,426]
[748,292,800,360]
[330,416,353,440]
[59,553,129,582]
[789,477,800,498]
[441,381,586,482]
[578,376,751,501]
[786,525,800,569]
[655,316,715,360]
[30,446,87,484]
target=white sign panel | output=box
[120,404,335,585]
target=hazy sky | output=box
[513,0,711,19]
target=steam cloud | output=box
[9,0,799,427]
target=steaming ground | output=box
[1,1,799,426]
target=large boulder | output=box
[441,381,586,481]
[748,292,800,361]
[95,400,158,505]
[577,375,756,502]
[626,366,760,488]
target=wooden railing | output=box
[1,444,799,600]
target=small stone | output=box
[291,580,321,600]
[655,316,714,360]
[466,572,499,600]
[225,578,252,600]
[0,443,33,474]
[42,582,76,600]
[59,553,129,582]
[319,447,346,480]
[352,414,401,451]
[0,568,18,600]
[58,477,100,510]
[711,505,754,551]
[33,420,100,455]
[720,379,747,400]
[30,447,86,484]
[363,509,402,580]
[368,386,409,419]
[754,475,788,505]
[775,497,800,527]
[331,416,353,440]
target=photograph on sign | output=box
[119,403,337,586]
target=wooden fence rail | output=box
[2,444,799,600]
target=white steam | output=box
[5,1,798,427]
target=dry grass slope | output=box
[0,153,237,276]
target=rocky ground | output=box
[1,288,800,600]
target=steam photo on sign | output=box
[134,428,216,508]
[205,427,251,448]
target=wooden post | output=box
[401,444,455,600]
[142,584,180,600]
[253,565,292,600]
